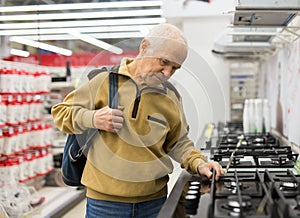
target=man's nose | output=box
[162,66,174,77]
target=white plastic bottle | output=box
[254,98,263,133]
[263,99,271,133]
[243,99,250,134]
[248,99,255,134]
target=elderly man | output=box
[52,23,224,218]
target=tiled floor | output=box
[62,161,182,218]
[62,199,86,218]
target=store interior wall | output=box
[161,0,234,143]
[163,16,231,144]
[258,39,300,146]
[183,16,231,124]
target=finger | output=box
[112,121,123,129]
[112,108,124,117]
[200,166,213,179]
[205,169,213,180]
[214,163,224,181]
[112,116,124,123]
[220,167,225,175]
[215,170,220,181]
[112,117,124,132]
[112,122,123,133]
[118,105,125,111]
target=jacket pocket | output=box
[147,115,167,127]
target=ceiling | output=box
[0,0,165,55]
[1,0,300,60]
[212,0,300,60]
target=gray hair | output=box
[145,23,187,46]
[137,23,188,64]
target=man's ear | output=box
[139,39,150,54]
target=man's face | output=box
[135,38,187,87]
[136,57,181,87]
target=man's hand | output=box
[197,161,224,181]
[93,106,124,133]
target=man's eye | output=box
[160,59,169,66]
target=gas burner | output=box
[252,143,265,147]
[231,157,240,165]
[221,195,253,217]
[279,181,298,190]
[223,181,246,194]
[241,140,248,146]
[225,181,242,188]
[254,137,265,143]
[271,156,287,165]
[227,195,252,208]
[227,138,234,143]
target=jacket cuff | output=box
[192,157,207,174]
[81,110,96,129]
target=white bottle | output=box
[263,99,271,133]
[248,99,255,133]
[254,99,263,133]
[243,99,250,134]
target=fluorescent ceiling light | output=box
[68,31,123,54]
[0,9,162,21]
[0,1,163,12]
[139,26,151,36]
[0,18,166,29]
[0,25,155,36]
[229,32,281,36]
[10,37,72,56]
[22,32,144,41]
[10,48,30,57]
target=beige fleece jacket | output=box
[51,58,207,203]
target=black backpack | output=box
[61,64,119,186]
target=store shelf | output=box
[32,186,86,218]
[50,81,74,90]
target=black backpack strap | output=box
[79,64,120,152]
[109,72,118,109]
[87,64,120,81]
[108,64,120,109]
[87,67,108,80]
[86,64,120,108]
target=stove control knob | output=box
[185,194,199,215]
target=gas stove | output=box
[158,169,300,218]
[208,169,300,218]
[212,137,298,172]
[210,123,298,172]
[158,122,300,218]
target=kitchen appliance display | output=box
[157,122,300,218]
[207,169,300,218]
[212,133,298,172]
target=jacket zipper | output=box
[132,89,141,118]
[131,86,167,119]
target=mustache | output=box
[151,72,165,81]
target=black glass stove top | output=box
[158,123,299,218]
[211,132,298,171]
[157,169,300,218]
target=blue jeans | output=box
[86,197,166,218]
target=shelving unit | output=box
[229,61,259,121]
[0,60,85,218]
[213,0,300,59]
